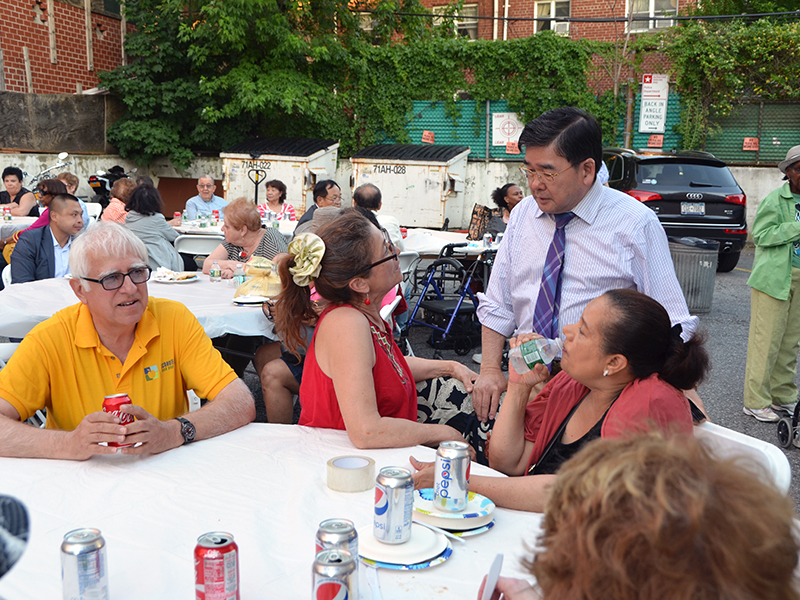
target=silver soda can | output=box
[496,232,504,246]
[483,232,493,248]
[373,467,413,544]
[61,528,109,600]
[312,548,357,600]
[434,441,471,512]
[315,519,358,558]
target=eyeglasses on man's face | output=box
[198,183,215,189]
[81,266,152,291]
[518,164,574,184]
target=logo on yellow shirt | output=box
[144,365,159,381]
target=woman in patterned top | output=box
[202,197,288,279]
[257,179,296,221]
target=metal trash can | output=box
[668,237,720,314]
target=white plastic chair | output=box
[694,421,792,495]
[85,203,102,221]
[398,250,419,295]
[174,235,225,256]
[1,265,12,287]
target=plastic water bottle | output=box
[210,260,221,283]
[181,209,187,224]
[508,337,564,374]
[233,263,246,287]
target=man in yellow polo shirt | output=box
[0,222,256,460]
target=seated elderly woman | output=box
[480,433,798,600]
[202,198,288,279]
[275,210,479,451]
[412,288,709,512]
[257,179,296,222]
[124,184,183,272]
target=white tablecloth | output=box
[403,229,490,258]
[0,424,540,599]
[0,217,36,241]
[0,275,275,339]
[175,219,296,240]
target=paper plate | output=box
[232,295,269,305]
[152,273,198,284]
[413,489,496,528]
[448,520,495,538]
[360,543,453,571]
[358,523,447,565]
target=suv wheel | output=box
[717,251,740,273]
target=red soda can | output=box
[102,393,134,447]
[212,210,220,219]
[195,532,240,600]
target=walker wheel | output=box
[453,336,472,356]
[777,417,793,449]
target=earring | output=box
[603,368,609,377]
[364,295,371,306]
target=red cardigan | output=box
[523,372,692,471]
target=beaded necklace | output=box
[369,323,408,385]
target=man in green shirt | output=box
[744,145,800,421]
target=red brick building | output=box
[420,0,682,42]
[0,0,128,94]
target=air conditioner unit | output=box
[554,21,570,35]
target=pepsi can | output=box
[315,519,358,558]
[483,232,493,248]
[373,467,413,544]
[61,528,109,600]
[434,441,471,512]
[312,548,356,600]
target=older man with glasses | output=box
[0,221,255,460]
[184,174,227,220]
[473,107,700,426]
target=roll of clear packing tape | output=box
[326,455,376,493]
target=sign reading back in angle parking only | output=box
[639,74,669,134]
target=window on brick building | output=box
[627,0,677,31]
[433,4,479,40]
[535,1,570,35]
[103,0,121,15]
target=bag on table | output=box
[466,203,493,240]
[234,257,282,298]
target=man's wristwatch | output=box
[174,417,196,445]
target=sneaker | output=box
[772,402,797,416]
[472,353,482,365]
[743,406,781,422]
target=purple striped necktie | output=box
[532,211,576,339]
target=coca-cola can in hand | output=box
[195,532,240,600]
[102,394,134,448]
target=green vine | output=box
[660,19,800,149]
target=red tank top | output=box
[298,305,417,430]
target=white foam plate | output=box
[358,523,447,565]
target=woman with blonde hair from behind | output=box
[481,433,799,600]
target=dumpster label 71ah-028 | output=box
[373,165,407,175]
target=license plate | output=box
[681,202,705,215]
